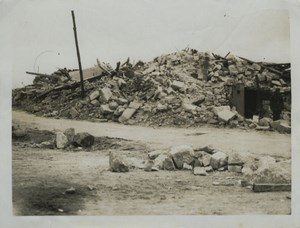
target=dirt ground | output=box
[12,111,291,215]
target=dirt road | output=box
[12,111,292,215]
[13,111,291,158]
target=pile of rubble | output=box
[12,48,291,131]
[110,144,291,191]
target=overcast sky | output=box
[0,0,290,88]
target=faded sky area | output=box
[0,0,290,88]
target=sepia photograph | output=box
[1,0,300,227]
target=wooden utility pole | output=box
[71,10,85,98]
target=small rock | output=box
[163,157,176,171]
[152,154,169,170]
[87,185,97,191]
[74,132,94,147]
[55,132,69,149]
[65,187,76,194]
[194,167,207,176]
[228,165,242,173]
[69,107,79,118]
[39,141,55,149]
[118,108,137,122]
[171,80,185,91]
[89,90,100,100]
[100,104,114,115]
[12,129,27,139]
[99,87,112,102]
[109,152,129,172]
[148,150,165,160]
[210,151,228,170]
[170,145,195,169]
[183,163,193,170]
[202,154,212,167]
[205,166,213,172]
[64,128,75,143]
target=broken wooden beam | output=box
[237,56,283,75]
[26,71,53,78]
[252,183,291,192]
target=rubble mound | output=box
[12,48,291,129]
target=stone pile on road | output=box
[55,128,95,149]
[12,48,291,130]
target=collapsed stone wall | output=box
[12,48,291,130]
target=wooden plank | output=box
[71,10,85,98]
[252,183,291,192]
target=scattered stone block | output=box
[64,128,75,143]
[217,109,236,122]
[118,108,137,122]
[270,120,291,133]
[182,102,197,113]
[65,187,76,194]
[91,100,100,107]
[12,129,27,139]
[205,166,213,172]
[171,80,185,91]
[202,154,212,167]
[99,87,112,102]
[89,90,100,100]
[183,163,193,170]
[56,132,68,149]
[129,101,142,109]
[108,101,119,110]
[210,151,228,170]
[69,107,79,118]
[163,157,176,170]
[148,150,165,160]
[152,154,169,170]
[194,167,207,176]
[109,152,129,172]
[170,145,195,169]
[100,104,114,115]
[74,132,94,147]
[228,165,242,173]
[39,141,55,149]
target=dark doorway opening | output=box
[244,88,258,118]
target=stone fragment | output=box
[148,150,165,160]
[39,141,55,149]
[163,157,176,170]
[228,165,242,173]
[171,80,185,91]
[194,167,207,176]
[205,166,213,172]
[182,102,198,113]
[157,103,168,111]
[56,132,68,149]
[217,109,236,123]
[228,152,253,165]
[118,108,137,122]
[259,117,272,126]
[74,132,94,147]
[270,120,291,133]
[69,107,79,118]
[210,151,228,170]
[100,104,114,115]
[99,87,112,102]
[183,163,193,170]
[64,128,75,143]
[65,187,76,194]
[202,154,212,167]
[109,152,129,172]
[152,154,169,170]
[116,98,128,105]
[191,95,205,105]
[129,101,142,109]
[12,129,27,139]
[108,101,119,110]
[91,100,100,106]
[89,90,100,101]
[170,145,195,169]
